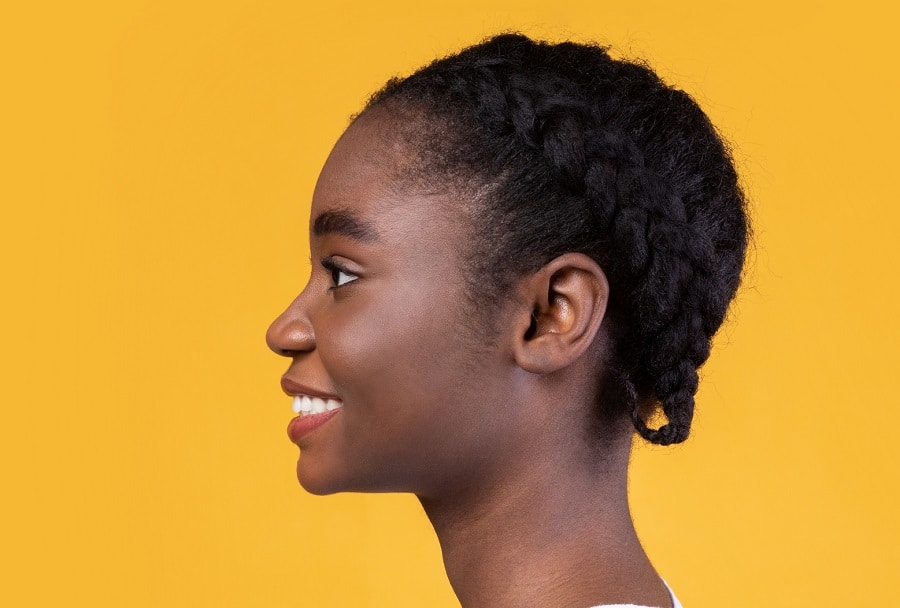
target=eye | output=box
[321,257,359,289]
[333,268,357,287]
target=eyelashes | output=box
[321,256,359,289]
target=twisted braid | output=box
[366,34,749,445]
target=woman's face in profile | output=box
[267,111,528,498]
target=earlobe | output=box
[512,253,609,374]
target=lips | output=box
[282,377,343,443]
[281,377,340,401]
[287,407,342,443]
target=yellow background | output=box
[2,1,898,606]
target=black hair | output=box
[363,34,750,446]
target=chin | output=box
[295,456,376,495]
[296,458,346,495]
[296,456,416,496]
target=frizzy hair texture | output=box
[363,34,749,445]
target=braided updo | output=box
[364,34,749,446]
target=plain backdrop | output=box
[2,1,898,606]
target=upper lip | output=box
[280,377,341,400]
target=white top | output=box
[588,580,682,608]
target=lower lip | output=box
[287,408,342,444]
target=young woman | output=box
[267,33,749,608]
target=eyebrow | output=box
[312,209,380,243]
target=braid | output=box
[365,34,749,445]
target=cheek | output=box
[323,291,458,399]
[317,281,480,449]
[325,270,468,373]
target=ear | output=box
[511,253,610,374]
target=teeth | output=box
[291,395,342,416]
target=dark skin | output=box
[267,109,673,608]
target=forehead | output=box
[310,111,463,245]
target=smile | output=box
[292,395,343,416]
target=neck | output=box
[419,435,671,608]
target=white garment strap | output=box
[587,579,682,608]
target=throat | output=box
[418,465,667,608]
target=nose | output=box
[266,293,315,357]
